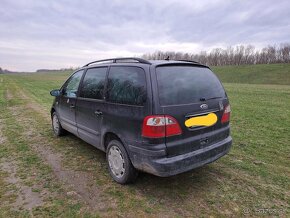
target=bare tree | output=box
[141,43,290,66]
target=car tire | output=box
[106,139,138,184]
[52,112,65,136]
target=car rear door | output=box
[58,70,84,135]
[103,66,150,146]
[75,67,108,150]
[153,65,230,157]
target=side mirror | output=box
[50,89,60,97]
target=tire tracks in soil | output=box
[0,160,44,212]
[6,85,111,212]
[1,89,45,213]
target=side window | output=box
[63,70,84,98]
[80,67,107,99]
[107,66,146,105]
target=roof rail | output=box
[177,59,200,64]
[83,57,151,67]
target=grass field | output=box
[0,64,289,217]
[212,63,290,85]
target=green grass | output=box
[4,71,72,109]
[0,64,289,217]
[212,63,290,85]
[0,79,88,217]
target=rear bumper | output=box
[128,136,232,177]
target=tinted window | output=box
[80,67,107,99]
[63,70,84,98]
[107,67,146,105]
[156,66,226,105]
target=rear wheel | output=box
[52,112,65,136]
[106,140,138,184]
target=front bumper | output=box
[128,136,232,177]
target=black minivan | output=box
[50,58,232,184]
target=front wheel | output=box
[106,140,138,184]
[52,112,65,136]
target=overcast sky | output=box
[1,0,290,71]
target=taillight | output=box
[221,105,231,123]
[142,115,182,138]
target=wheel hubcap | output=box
[108,145,125,178]
[52,115,59,133]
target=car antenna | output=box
[165,56,170,61]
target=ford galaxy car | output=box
[50,58,232,184]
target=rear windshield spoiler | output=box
[154,62,209,68]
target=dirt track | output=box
[3,86,111,212]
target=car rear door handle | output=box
[94,110,103,116]
[70,104,75,109]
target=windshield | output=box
[156,65,226,105]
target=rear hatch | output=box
[155,64,230,157]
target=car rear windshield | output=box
[156,65,226,105]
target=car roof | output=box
[80,57,208,70]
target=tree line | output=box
[0,67,14,74]
[141,43,290,66]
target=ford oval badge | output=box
[200,104,208,110]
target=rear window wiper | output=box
[200,96,223,101]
